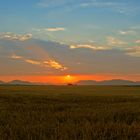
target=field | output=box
[0,85,140,140]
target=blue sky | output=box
[0,0,140,82]
[0,0,140,43]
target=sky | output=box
[0,0,140,84]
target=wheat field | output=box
[0,85,140,140]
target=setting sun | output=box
[63,75,77,84]
[65,75,72,82]
[66,75,71,78]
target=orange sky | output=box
[0,74,139,84]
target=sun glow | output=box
[66,75,71,78]
[64,75,76,84]
[65,75,72,81]
[1,74,139,85]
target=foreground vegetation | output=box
[0,85,140,140]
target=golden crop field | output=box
[0,85,140,140]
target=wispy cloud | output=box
[44,60,67,70]
[79,0,139,15]
[107,36,127,46]
[33,27,65,32]
[46,27,65,32]
[119,30,136,35]
[70,44,108,51]
[38,0,118,10]
[136,40,140,44]
[125,46,140,57]
[11,54,23,59]
[131,26,140,30]
[80,1,117,8]
[11,54,67,71]
[38,0,127,15]
[25,59,41,65]
[32,27,67,43]
[0,32,32,41]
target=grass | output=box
[0,85,140,140]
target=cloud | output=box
[18,34,32,41]
[79,0,140,15]
[45,27,65,32]
[38,0,117,9]
[119,30,136,35]
[11,54,23,59]
[44,60,67,70]
[131,26,140,30]
[70,44,108,51]
[37,0,140,16]
[107,36,127,46]
[136,40,140,44]
[1,38,139,76]
[32,27,66,43]
[25,59,41,65]
[0,32,32,41]
[34,27,65,32]
[11,54,67,71]
[125,46,140,57]
[80,1,116,8]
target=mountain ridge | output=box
[0,80,45,85]
[76,79,140,85]
[0,79,140,85]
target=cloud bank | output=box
[0,32,32,42]
[11,54,67,71]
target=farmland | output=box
[0,85,140,140]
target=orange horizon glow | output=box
[0,74,139,84]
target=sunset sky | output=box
[0,0,140,84]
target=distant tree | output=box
[67,83,74,86]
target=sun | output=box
[64,75,77,84]
[64,75,72,83]
[66,75,71,78]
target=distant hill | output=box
[76,80,98,85]
[0,80,5,84]
[7,80,33,85]
[0,80,43,85]
[76,79,140,85]
[0,79,140,85]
